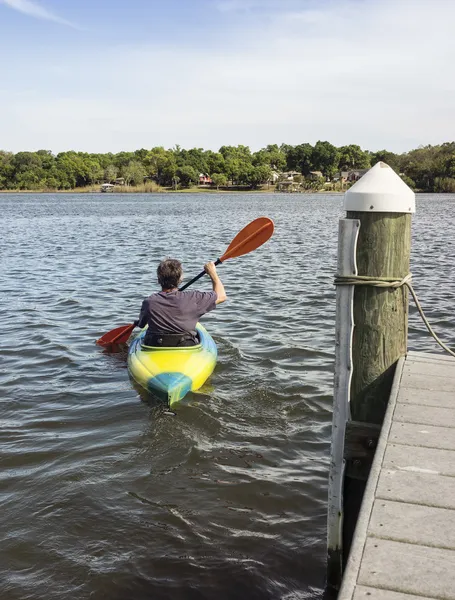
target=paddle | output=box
[179,216,274,290]
[96,216,274,347]
[97,323,136,346]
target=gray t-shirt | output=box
[137,290,217,334]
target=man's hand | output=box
[204,261,219,280]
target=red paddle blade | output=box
[96,323,135,346]
[220,217,274,262]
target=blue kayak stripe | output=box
[148,372,192,404]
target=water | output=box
[1,192,454,600]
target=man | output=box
[135,258,227,347]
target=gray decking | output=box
[339,351,455,600]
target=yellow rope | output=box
[334,273,455,358]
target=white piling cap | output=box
[344,162,415,213]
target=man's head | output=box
[157,258,183,290]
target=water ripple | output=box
[1,192,454,599]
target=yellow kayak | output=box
[127,323,217,406]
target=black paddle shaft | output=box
[178,258,222,291]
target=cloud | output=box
[0,0,77,27]
[1,0,455,153]
[215,0,306,12]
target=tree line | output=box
[1,141,455,192]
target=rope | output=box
[334,273,455,359]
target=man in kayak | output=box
[134,258,227,347]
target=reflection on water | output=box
[1,192,454,600]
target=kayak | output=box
[127,323,217,406]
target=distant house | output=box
[333,171,349,182]
[332,169,368,183]
[281,171,301,181]
[114,177,125,186]
[199,173,212,185]
[270,170,280,183]
[346,169,368,182]
[307,171,324,181]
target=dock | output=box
[339,350,455,600]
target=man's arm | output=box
[135,298,149,328]
[204,262,227,304]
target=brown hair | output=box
[157,258,183,290]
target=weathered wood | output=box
[346,211,412,424]
[331,166,415,590]
[344,421,380,481]
[327,219,360,589]
[342,212,411,566]
[344,421,381,461]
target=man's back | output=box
[139,289,217,335]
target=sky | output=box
[0,0,454,154]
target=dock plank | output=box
[376,469,455,510]
[339,352,455,599]
[370,499,455,550]
[400,372,455,392]
[407,350,455,363]
[377,469,455,509]
[394,403,455,427]
[384,443,455,476]
[354,587,439,600]
[390,421,455,451]
[358,538,455,599]
[397,387,455,408]
[403,361,455,378]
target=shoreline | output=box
[0,188,437,194]
[0,186,346,195]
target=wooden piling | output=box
[347,212,412,425]
[327,162,415,591]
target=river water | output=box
[1,193,454,600]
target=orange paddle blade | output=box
[220,216,274,262]
[96,323,135,346]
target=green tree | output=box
[339,144,371,170]
[124,160,146,186]
[105,164,118,182]
[206,151,225,175]
[248,165,272,188]
[145,147,177,186]
[176,165,198,187]
[86,159,103,185]
[253,144,286,171]
[282,143,314,175]
[311,141,340,179]
[175,147,208,175]
[400,174,416,190]
[370,150,401,173]
[0,151,15,189]
[219,145,252,162]
[211,173,227,189]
